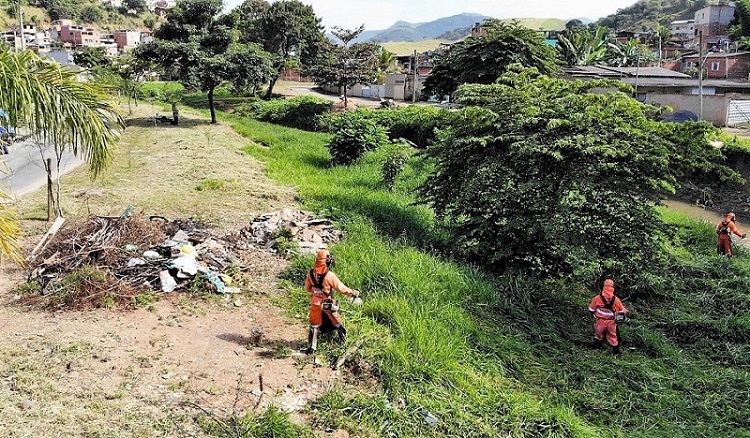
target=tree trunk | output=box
[265,75,279,100]
[208,86,216,124]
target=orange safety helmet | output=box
[727,212,737,222]
[313,249,335,274]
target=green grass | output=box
[193,105,750,437]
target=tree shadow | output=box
[125,116,214,128]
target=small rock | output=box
[21,399,35,410]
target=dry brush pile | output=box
[17,209,341,311]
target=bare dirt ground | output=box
[0,103,356,437]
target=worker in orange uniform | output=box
[304,250,360,353]
[716,212,746,257]
[588,279,628,355]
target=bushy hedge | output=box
[366,105,455,148]
[235,96,333,132]
[327,111,389,165]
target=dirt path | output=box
[0,103,353,437]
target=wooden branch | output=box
[27,217,65,262]
[333,338,364,371]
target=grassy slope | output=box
[210,110,750,438]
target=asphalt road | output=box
[0,138,84,199]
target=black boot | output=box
[592,338,603,349]
[337,325,347,344]
[612,345,621,355]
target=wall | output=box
[643,92,728,125]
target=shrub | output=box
[370,105,454,148]
[381,140,414,190]
[236,96,333,131]
[327,112,389,165]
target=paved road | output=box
[0,138,83,199]
[285,85,385,108]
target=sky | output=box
[223,0,640,30]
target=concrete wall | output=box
[643,93,729,125]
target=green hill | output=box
[598,0,707,30]
[0,1,159,32]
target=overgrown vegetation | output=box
[205,92,750,436]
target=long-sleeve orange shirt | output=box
[716,219,744,238]
[305,270,355,297]
[588,295,627,320]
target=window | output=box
[686,61,695,68]
[711,61,720,71]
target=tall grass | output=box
[206,109,750,437]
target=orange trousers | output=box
[309,294,342,328]
[593,319,619,347]
[717,235,732,257]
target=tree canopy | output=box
[420,67,740,282]
[136,0,273,123]
[233,0,327,98]
[421,20,558,99]
[304,25,379,107]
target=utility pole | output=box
[699,30,704,120]
[412,49,417,103]
[18,0,26,51]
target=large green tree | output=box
[240,0,326,99]
[304,25,379,107]
[420,67,740,282]
[0,47,122,263]
[136,0,273,123]
[422,20,558,99]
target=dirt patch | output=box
[0,104,360,436]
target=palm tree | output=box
[0,47,123,264]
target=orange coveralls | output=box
[304,269,356,329]
[588,280,628,347]
[716,216,744,257]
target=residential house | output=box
[683,52,750,81]
[140,31,153,44]
[564,65,750,126]
[470,22,486,38]
[99,33,119,56]
[670,19,695,44]
[59,23,100,48]
[694,4,734,39]
[2,25,48,51]
[114,29,141,52]
[615,30,651,45]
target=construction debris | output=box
[237,208,342,254]
[21,209,342,310]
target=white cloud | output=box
[223,0,639,30]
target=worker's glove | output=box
[352,290,361,298]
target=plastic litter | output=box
[423,410,438,427]
[123,244,138,251]
[142,250,160,259]
[159,270,177,292]
[127,258,146,267]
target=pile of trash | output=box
[236,208,342,254]
[21,209,342,310]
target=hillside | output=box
[598,0,706,30]
[0,1,158,32]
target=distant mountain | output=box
[362,13,492,43]
[328,13,571,46]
